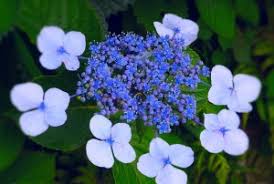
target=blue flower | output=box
[208,65,261,112]
[153,13,199,47]
[77,33,206,133]
[86,115,136,168]
[137,138,194,184]
[37,26,86,71]
[200,109,249,155]
[10,82,70,136]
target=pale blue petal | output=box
[62,55,80,71]
[137,153,164,178]
[168,144,194,168]
[150,138,169,160]
[234,74,261,103]
[156,164,187,184]
[89,115,112,140]
[45,108,67,127]
[153,22,174,38]
[44,88,70,110]
[217,109,240,129]
[162,13,199,46]
[86,139,114,168]
[64,31,86,56]
[10,82,43,112]
[227,93,253,113]
[211,65,233,88]
[37,26,65,53]
[224,129,249,156]
[39,53,62,70]
[111,123,131,143]
[112,142,136,163]
[19,110,48,137]
[208,85,231,105]
[204,113,220,130]
[200,130,224,153]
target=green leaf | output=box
[208,154,230,184]
[133,0,188,31]
[32,106,97,151]
[235,0,259,25]
[13,32,42,78]
[16,0,106,43]
[30,72,98,151]
[196,0,235,39]
[198,19,213,41]
[253,40,274,56]
[0,117,25,171]
[211,49,228,65]
[91,0,135,18]
[0,0,17,40]
[0,151,55,184]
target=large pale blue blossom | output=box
[77,33,209,133]
[137,138,194,184]
[37,26,86,71]
[200,109,249,155]
[10,82,70,136]
[86,115,136,168]
[208,65,261,112]
[153,13,199,46]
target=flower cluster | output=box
[76,33,208,133]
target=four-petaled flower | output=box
[37,26,86,71]
[10,82,70,136]
[200,109,249,155]
[208,65,261,113]
[137,138,194,184]
[153,13,199,47]
[86,115,136,168]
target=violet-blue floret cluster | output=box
[76,33,209,133]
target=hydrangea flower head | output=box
[137,138,194,184]
[86,115,136,168]
[153,13,199,46]
[200,109,249,155]
[37,26,86,71]
[208,65,261,112]
[77,33,209,133]
[10,82,70,136]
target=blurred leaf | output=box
[208,154,230,184]
[30,73,98,151]
[91,0,135,18]
[262,55,274,71]
[253,40,274,56]
[196,0,235,39]
[13,32,42,78]
[0,117,25,171]
[0,151,55,184]
[198,19,213,41]
[17,0,106,43]
[211,49,228,65]
[0,0,17,40]
[32,106,97,151]
[235,0,259,25]
[232,30,253,63]
[218,35,233,50]
[133,0,188,31]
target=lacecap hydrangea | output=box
[76,33,209,133]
